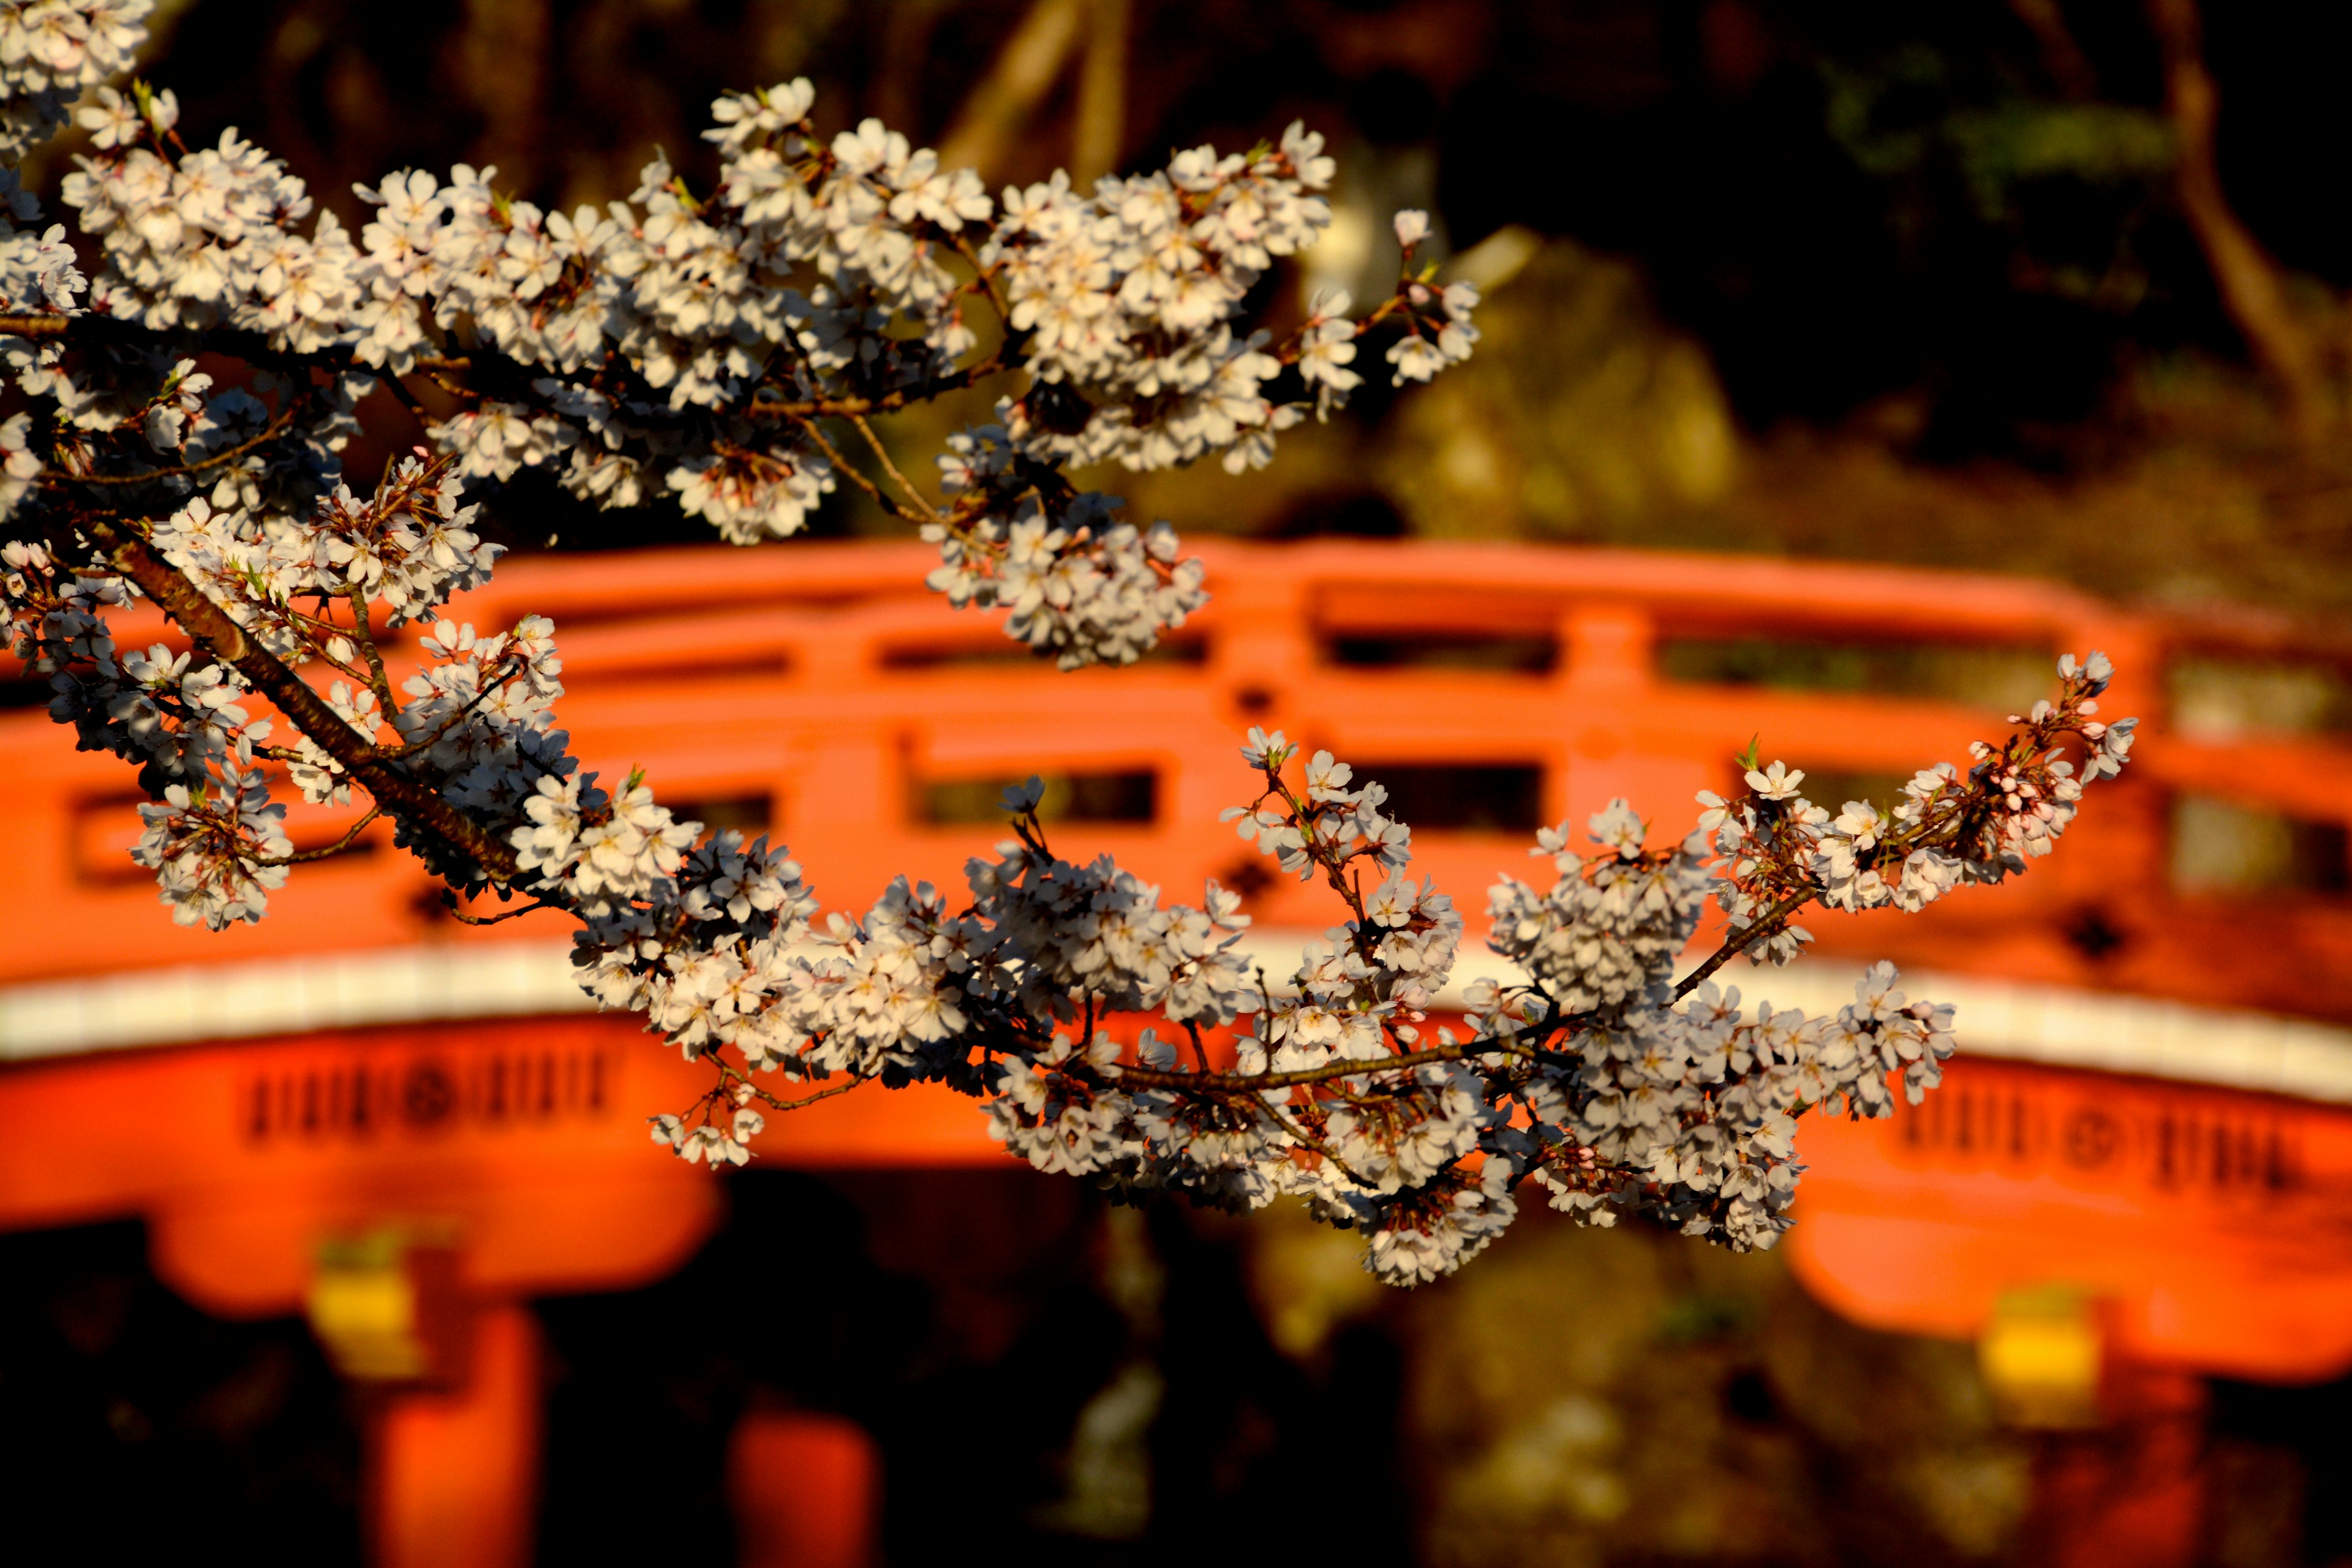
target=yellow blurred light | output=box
[306,1227,460,1383]
[1980,1285,2103,1428]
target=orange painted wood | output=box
[370,1302,542,1568]
[728,1411,881,1568]
[1789,1057,2352,1380]
[0,1015,1001,1314]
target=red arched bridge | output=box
[2,539,2348,1564]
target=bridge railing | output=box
[5,538,2344,1026]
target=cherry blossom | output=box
[0,17,2141,1286]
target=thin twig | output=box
[1254,1093,1379,1191]
[342,583,402,717]
[258,805,383,867]
[1670,888,1820,1001]
[43,399,306,488]
[745,1075,864,1114]
[788,415,927,525]
[848,413,942,522]
[439,889,562,925]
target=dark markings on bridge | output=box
[1897,1078,2303,1196]
[244,1044,613,1143]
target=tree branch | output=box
[260,805,382,866]
[1110,1038,1533,1095]
[1671,888,1820,1000]
[87,520,523,882]
[43,397,307,486]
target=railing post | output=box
[728,1409,881,1568]
[368,1300,542,1568]
[1556,601,1684,832]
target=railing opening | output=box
[669,793,775,843]
[2171,795,2351,895]
[881,638,1207,670]
[1659,635,2054,712]
[1321,631,1559,675]
[2170,654,2352,739]
[0,668,51,710]
[1349,763,1544,832]
[917,770,1158,826]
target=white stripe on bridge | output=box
[3,932,2348,1106]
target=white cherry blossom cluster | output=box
[0,537,273,793]
[928,431,1207,667]
[568,693,2117,1285]
[150,454,503,652]
[1,435,577,927]
[1380,209,1480,385]
[0,169,77,317]
[0,542,295,932]
[386,614,574,853]
[564,779,1257,1167]
[1488,802,1714,1015]
[0,0,149,161]
[129,766,290,927]
[1695,654,2136,963]
[0,26,2139,1284]
[986,126,1333,475]
[36,66,1464,662]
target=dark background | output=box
[6,3,2351,1563]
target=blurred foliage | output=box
[1389,1211,2034,1567]
[1378,240,1737,541]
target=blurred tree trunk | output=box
[459,0,551,194]
[2007,0,2099,99]
[938,0,1086,184]
[938,0,1129,189]
[1071,0,1129,185]
[2146,0,2329,444]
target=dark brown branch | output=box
[725,1068,864,1115]
[438,891,561,925]
[0,309,1001,434]
[342,583,402,717]
[748,360,997,423]
[1670,887,1821,1001]
[0,313,72,339]
[764,1077,863,1112]
[1111,1038,1532,1095]
[88,520,522,882]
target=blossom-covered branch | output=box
[0,2,2135,1284]
[658,663,2124,1286]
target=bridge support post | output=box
[2018,1363,2207,1568]
[368,1300,542,1568]
[728,1408,881,1568]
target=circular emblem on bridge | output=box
[2065,1107,2122,1169]
[402,1060,458,1129]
